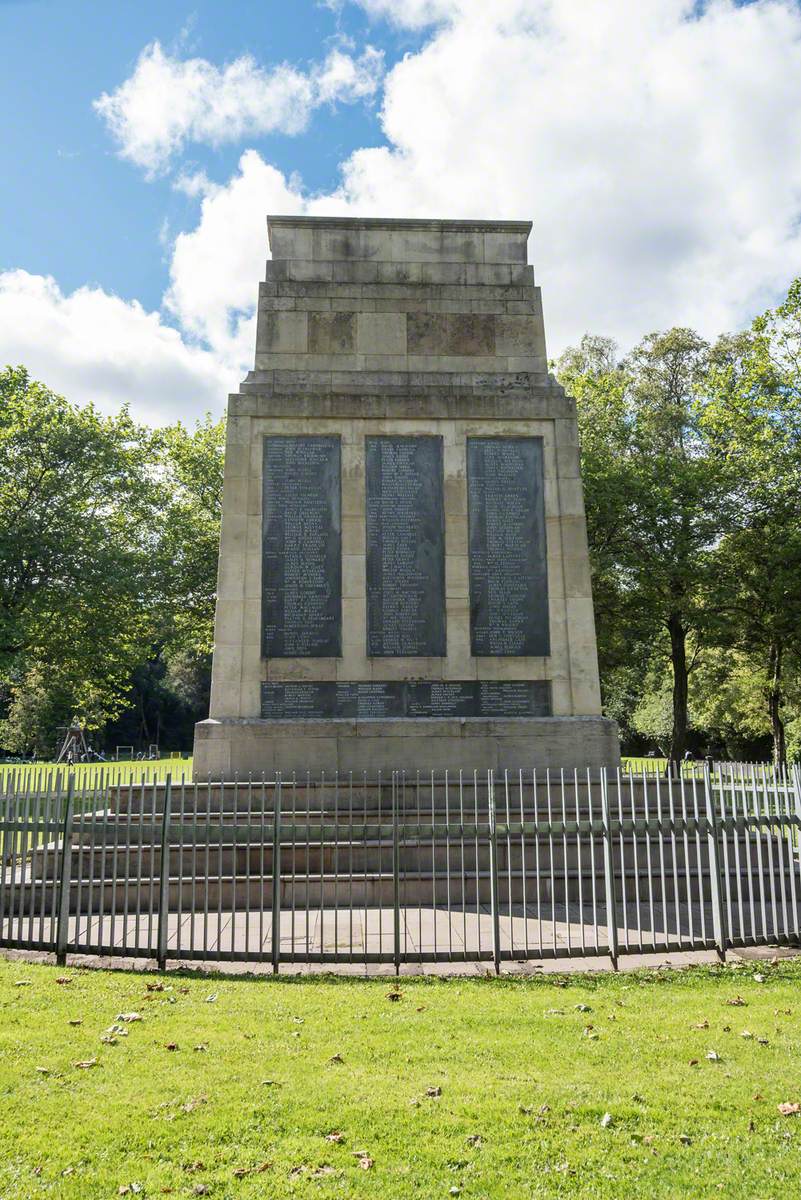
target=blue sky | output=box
[0,0,414,311]
[2,0,801,426]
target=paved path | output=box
[2,903,736,974]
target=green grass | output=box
[0,757,189,790]
[2,958,801,1197]
[0,756,712,793]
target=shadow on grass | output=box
[5,946,800,992]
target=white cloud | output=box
[157,0,801,372]
[352,0,458,27]
[0,271,233,426]
[165,152,307,367]
[7,1,801,427]
[93,40,383,174]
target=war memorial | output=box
[2,216,797,976]
[193,215,620,779]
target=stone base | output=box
[192,716,620,780]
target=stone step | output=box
[6,860,799,918]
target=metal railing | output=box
[1,764,799,971]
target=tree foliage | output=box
[0,367,223,757]
[558,278,801,765]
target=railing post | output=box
[392,772,401,974]
[703,763,728,962]
[792,764,801,947]
[55,774,75,966]
[271,774,282,975]
[488,770,501,975]
[600,768,619,971]
[156,774,173,971]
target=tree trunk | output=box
[667,611,689,771]
[767,640,786,768]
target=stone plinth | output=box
[194,716,620,778]
[193,216,619,779]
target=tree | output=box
[0,367,159,752]
[703,283,801,764]
[558,330,735,764]
[154,416,224,657]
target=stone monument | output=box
[193,216,619,778]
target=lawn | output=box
[0,757,188,791]
[1,958,801,1197]
[0,756,698,793]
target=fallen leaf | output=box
[68,1019,82,1026]
[691,1020,709,1030]
[312,1165,336,1177]
[689,1060,699,1067]
[386,990,403,1002]
[741,1030,753,1040]
[204,993,218,1003]
[539,1104,551,1114]
[575,1004,592,1013]
[600,1113,613,1128]
[466,1134,483,1147]
[35,1066,50,1075]
[233,1162,272,1178]
[706,1050,721,1062]
[544,1008,565,1017]
[181,1096,208,1114]
[778,1102,801,1116]
[146,982,164,992]
[416,1005,426,1012]
[355,1155,373,1170]
[679,1133,692,1146]
[748,1119,755,1133]
[183,1162,205,1173]
[449,1188,461,1196]
[754,974,766,983]
[192,1187,209,1196]
[13,980,31,987]
[726,997,747,1007]
[329,1053,344,1064]
[757,1037,769,1046]
[74,1059,97,1069]
[55,977,72,985]
[325,1132,345,1144]
[426,1086,442,1098]
[165,1043,178,1051]
[193,1044,207,1053]
[116,1012,142,1023]
[722,1025,731,1033]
